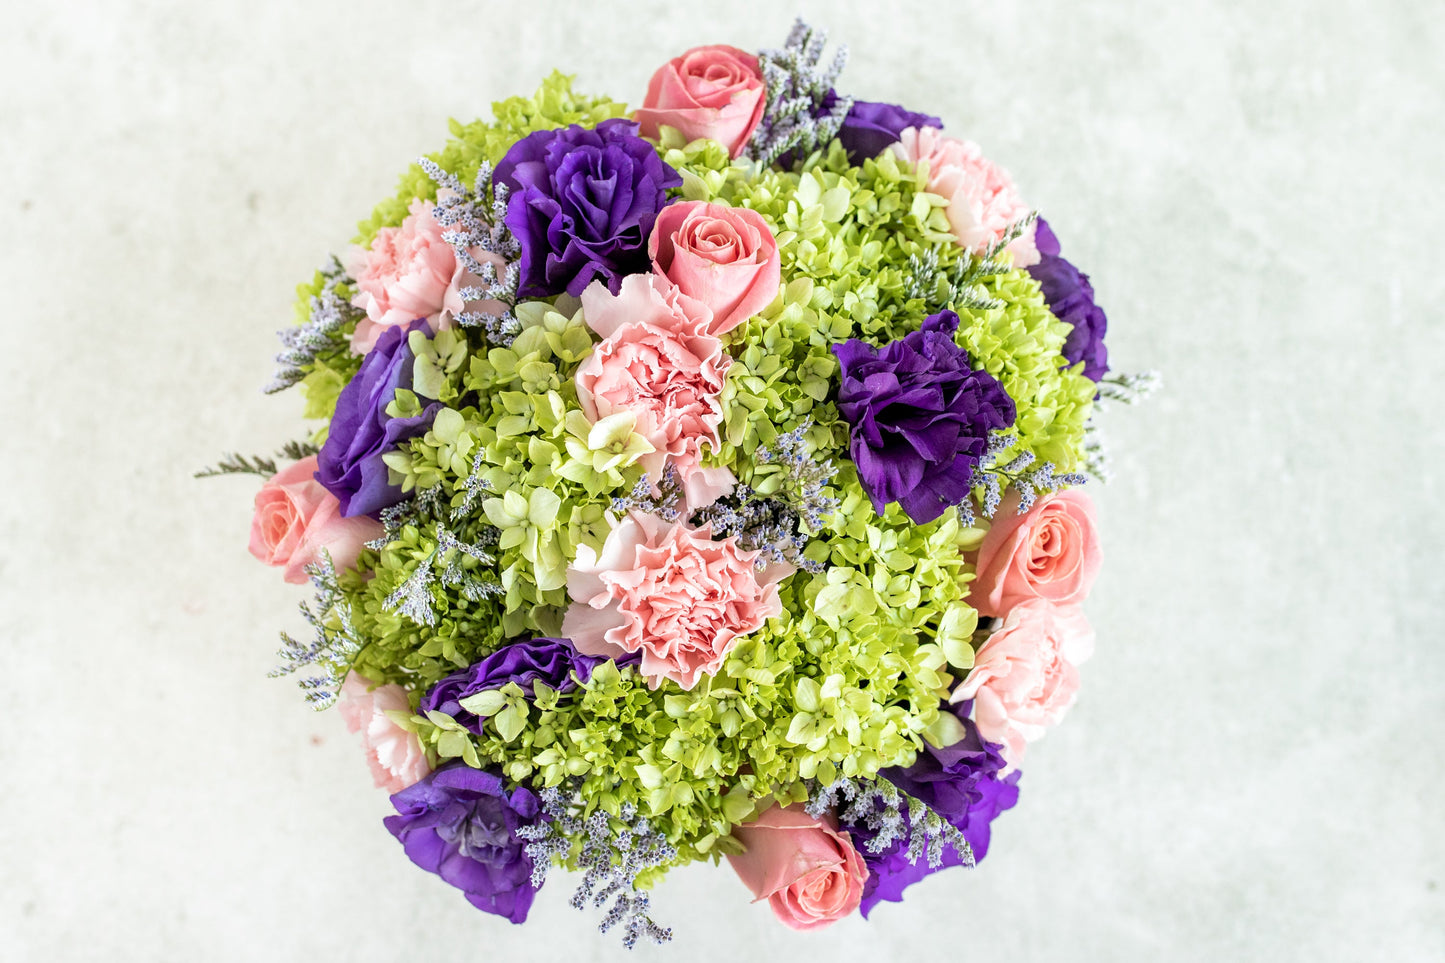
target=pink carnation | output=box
[247,455,381,584]
[951,600,1094,764]
[577,275,730,481]
[892,127,1039,266]
[345,198,508,354]
[337,673,431,794]
[562,512,789,690]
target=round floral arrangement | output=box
[207,20,1153,947]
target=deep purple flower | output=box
[314,321,439,518]
[847,703,1021,917]
[384,763,542,923]
[1028,217,1109,381]
[419,637,613,734]
[832,310,1016,524]
[836,96,942,164]
[780,92,941,167]
[493,119,682,299]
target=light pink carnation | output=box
[247,455,381,584]
[891,127,1039,266]
[345,198,509,354]
[951,600,1094,764]
[577,275,730,481]
[562,512,789,690]
[337,673,430,794]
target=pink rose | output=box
[891,127,1039,266]
[577,275,730,481]
[969,488,1102,618]
[726,804,868,931]
[562,512,789,690]
[247,456,381,584]
[634,45,766,158]
[951,600,1095,764]
[649,201,780,335]
[345,198,510,354]
[337,673,431,794]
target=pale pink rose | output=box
[634,45,766,158]
[969,488,1102,618]
[951,600,1095,764]
[247,456,381,584]
[562,512,789,690]
[577,275,730,481]
[337,673,430,794]
[345,198,509,354]
[891,127,1039,266]
[649,201,781,335]
[726,804,868,931]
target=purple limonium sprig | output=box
[832,309,1016,525]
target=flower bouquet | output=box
[207,19,1153,947]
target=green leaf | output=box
[457,689,508,717]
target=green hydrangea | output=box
[274,87,1097,882]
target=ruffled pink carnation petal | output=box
[576,276,731,483]
[339,673,430,794]
[892,127,1039,266]
[345,197,509,354]
[951,600,1093,766]
[562,514,790,690]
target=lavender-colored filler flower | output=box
[493,118,682,299]
[1028,217,1109,382]
[384,763,543,923]
[315,320,439,517]
[419,637,616,734]
[832,309,1016,524]
[849,704,1020,916]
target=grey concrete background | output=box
[1,0,1440,959]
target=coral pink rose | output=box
[338,673,431,794]
[577,275,731,481]
[891,127,1039,266]
[247,456,382,584]
[634,45,766,158]
[726,804,868,930]
[649,201,780,335]
[969,488,1102,618]
[562,512,789,690]
[345,198,510,354]
[951,600,1095,764]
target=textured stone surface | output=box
[1,1,1440,960]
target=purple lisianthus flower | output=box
[493,119,682,299]
[419,637,613,735]
[847,703,1021,917]
[314,320,439,517]
[1028,217,1109,381]
[836,95,942,164]
[384,762,542,923]
[832,310,1016,524]
[779,92,941,167]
